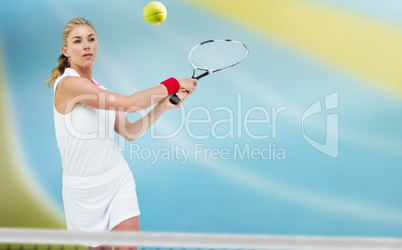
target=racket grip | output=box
[169,94,181,105]
[169,75,199,105]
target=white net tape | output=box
[0,228,402,250]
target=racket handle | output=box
[169,74,205,105]
[169,94,181,105]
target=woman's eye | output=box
[74,40,81,44]
[89,38,95,42]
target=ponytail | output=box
[45,53,70,88]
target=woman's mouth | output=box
[83,53,92,58]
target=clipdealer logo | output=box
[128,142,286,164]
[128,92,288,163]
[301,92,339,158]
[62,91,339,162]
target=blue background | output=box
[0,0,401,238]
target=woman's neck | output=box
[70,65,93,81]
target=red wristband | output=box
[161,77,180,95]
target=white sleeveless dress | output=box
[53,68,140,239]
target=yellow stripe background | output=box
[0,36,64,228]
[186,0,402,96]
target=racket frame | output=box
[189,39,249,80]
[170,39,248,104]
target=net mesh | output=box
[0,244,86,250]
[0,228,402,250]
[189,40,248,71]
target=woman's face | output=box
[62,24,98,69]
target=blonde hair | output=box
[45,17,96,87]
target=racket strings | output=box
[190,40,248,71]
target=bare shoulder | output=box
[57,76,96,97]
[59,76,90,90]
[55,76,99,114]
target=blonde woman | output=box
[46,17,197,250]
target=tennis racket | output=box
[170,39,249,104]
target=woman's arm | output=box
[54,76,196,115]
[115,90,188,141]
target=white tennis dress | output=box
[53,68,140,235]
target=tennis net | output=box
[0,228,401,250]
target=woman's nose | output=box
[83,41,90,50]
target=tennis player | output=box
[46,17,197,250]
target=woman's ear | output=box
[62,46,69,58]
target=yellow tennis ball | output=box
[143,1,167,25]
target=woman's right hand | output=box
[159,89,189,110]
[177,78,197,94]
